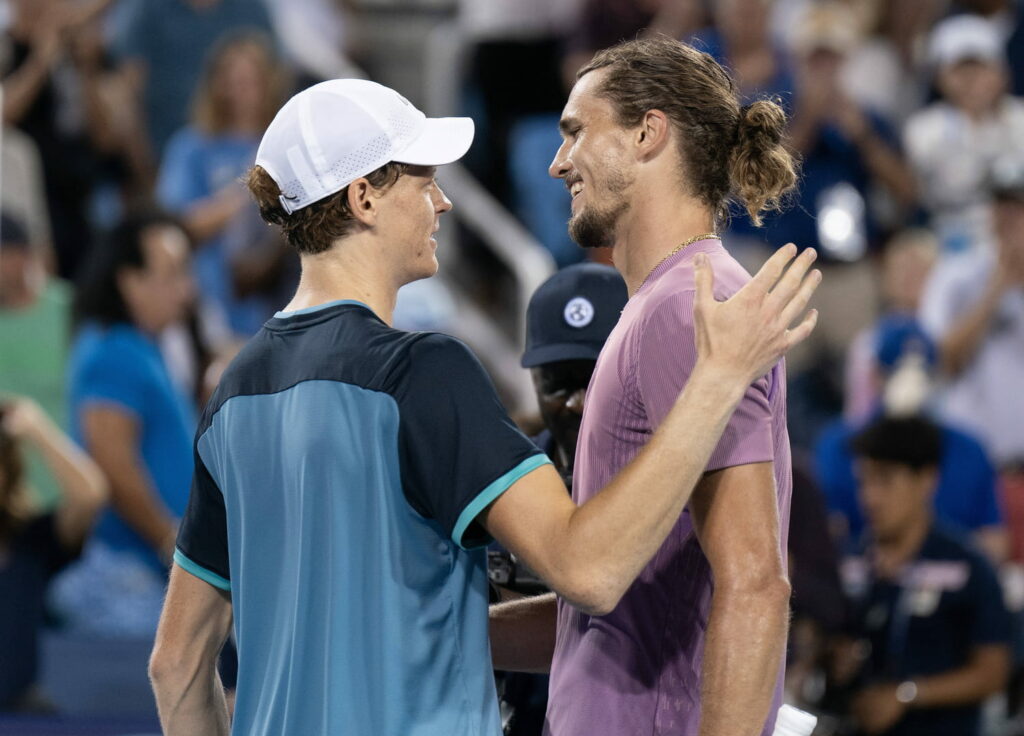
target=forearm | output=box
[104,461,177,553]
[699,581,791,736]
[152,658,229,736]
[3,52,55,125]
[941,284,1003,375]
[858,136,917,206]
[183,193,244,243]
[558,366,746,608]
[912,652,1010,708]
[24,416,106,509]
[489,593,557,673]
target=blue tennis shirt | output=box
[175,300,549,735]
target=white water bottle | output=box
[773,704,818,736]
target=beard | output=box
[569,198,629,249]
[567,166,633,249]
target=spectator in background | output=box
[1,126,53,262]
[949,0,1024,95]
[688,0,794,103]
[845,229,939,424]
[491,262,629,735]
[1,0,131,278]
[920,159,1024,470]
[112,0,273,160]
[816,317,1007,564]
[904,14,1024,253]
[0,213,72,510]
[841,0,948,128]
[920,158,1024,562]
[56,210,195,636]
[157,31,289,341]
[838,415,1010,736]
[0,397,106,711]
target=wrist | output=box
[688,362,748,408]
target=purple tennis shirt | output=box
[544,239,792,736]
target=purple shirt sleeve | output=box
[634,289,774,471]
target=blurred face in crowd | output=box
[856,459,937,543]
[881,235,938,313]
[214,43,270,123]
[800,45,845,85]
[371,165,452,284]
[938,59,1006,116]
[0,243,42,308]
[715,0,771,49]
[550,69,637,249]
[531,359,595,476]
[117,225,194,334]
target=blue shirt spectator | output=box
[112,0,273,156]
[158,129,259,335]
[68,323,195,574]
[817,418,1002,545]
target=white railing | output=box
[426,21,557,414]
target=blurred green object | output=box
[0,279,71,510]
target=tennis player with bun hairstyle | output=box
[491,37,812,736]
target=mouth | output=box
[568,179,584,200]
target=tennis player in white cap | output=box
[148,78,819,736]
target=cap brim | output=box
[521,343,602,368]
[392,117,475,167]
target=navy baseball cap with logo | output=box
[522,263,628,368]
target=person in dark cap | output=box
[492,263,627,736]
[521,262,628,489]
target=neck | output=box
[610,183,717,295]
[285,235,400,325]
[874,513,931,576]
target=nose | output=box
[434,182,453,214]
[566,387,586,415]
[549,140,571,180]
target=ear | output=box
[346,178,378,227]
[635,109,671,160]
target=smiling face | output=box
[549,69,637,249]
[373,165,453,284]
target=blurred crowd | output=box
[1,0,1024,734]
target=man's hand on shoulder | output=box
[693,244,820,387]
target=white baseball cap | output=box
[929,15,1004,69]
[255,79,475,214]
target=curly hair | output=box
[246,163,409,255]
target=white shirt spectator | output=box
[919,246,1024,465]
[904,97,1024,252]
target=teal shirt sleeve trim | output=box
[452,453,553,550]
[173,549,231,591]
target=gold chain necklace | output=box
[641,232,719,288]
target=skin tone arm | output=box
[853,645,1010,735]
[150,565,232,736]
[490,592,558,673]
[181,185,250,245]
[939,264,1016,377]
[691,462,790,736]
[484,246,819,621]
[3,398,107,547]
[2,23,61,126]
[81,405,177,560]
